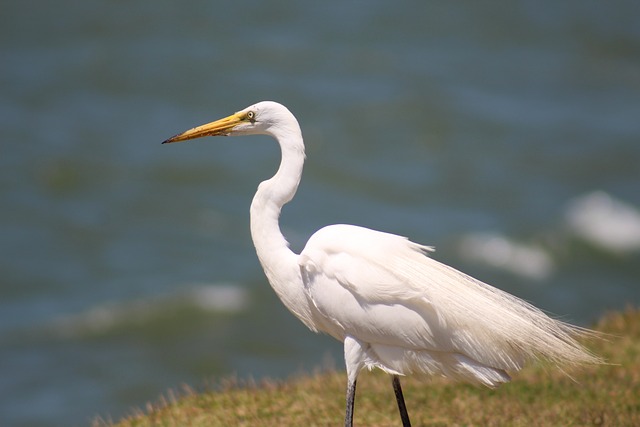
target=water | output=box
[2,1,640,426]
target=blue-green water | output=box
[2,2,640,426]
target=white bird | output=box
[163,101,600,426]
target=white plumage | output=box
[163,101,600,427]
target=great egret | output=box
[163,101,600,426]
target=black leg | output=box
[392,375,412,427]
[345,378,357,427]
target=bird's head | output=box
[162,101,299,144]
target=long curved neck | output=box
[249,126,316,328]
[250,137,305,261]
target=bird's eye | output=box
[246,111,256,122]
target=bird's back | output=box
[298,224,599,386]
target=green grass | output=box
[98,308,640,426]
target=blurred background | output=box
[1,1,639,426]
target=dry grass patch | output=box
[99,307,640,426]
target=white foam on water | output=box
[187,283,249,312]
[459,232,554,280]
[565,191,640,253]
[51,283,249,338]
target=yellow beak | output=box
[162,112,246,144]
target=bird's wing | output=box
[299,224,593,372]
[299,224,458,352]
[300,224,434,302]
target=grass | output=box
[98,308,640,426]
